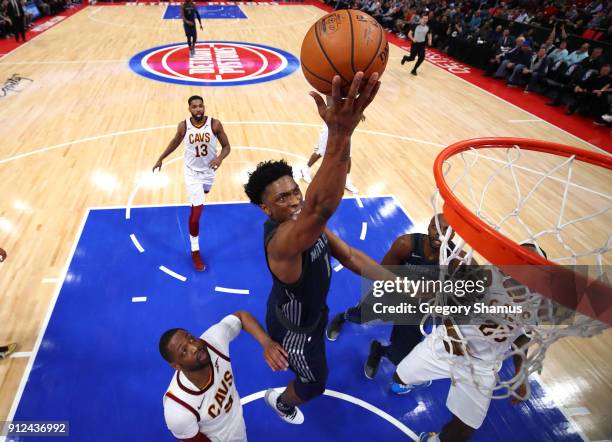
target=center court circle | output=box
[129,41,300,86]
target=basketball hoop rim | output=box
[433,137,612,267]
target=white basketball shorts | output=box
[184,165,215,206]
[395,334,497,429]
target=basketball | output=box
[300,9,389,95]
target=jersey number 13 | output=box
[194,144,208,157]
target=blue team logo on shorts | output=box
[129,41,300,87]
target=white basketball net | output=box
[426,143,610,401]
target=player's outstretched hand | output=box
[262,339,289,372]
[310,71,380,137]
[152,159,163,173]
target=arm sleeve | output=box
[201,315,242,353]
[164,403,200,441]
[195,8,202,22]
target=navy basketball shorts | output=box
[266,310,329,402]
[184,24,197,38]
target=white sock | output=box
[190,235,199,252]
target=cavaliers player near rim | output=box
[244,72,397,424]
[153,95,231,271]
[159,311,288,442]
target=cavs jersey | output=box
[163,315,246,442]
[184,117,218,172]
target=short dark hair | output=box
[159,328,183,363]
[188,95,203,105]
[244,160,293,205]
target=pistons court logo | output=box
[129,41,299,86]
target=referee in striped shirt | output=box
[401,15,432,76]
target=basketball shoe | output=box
[191,251,206,271]
[264,389,304,425]
[0,343,17,360]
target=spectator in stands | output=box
[363,0,381,15]
[574,47,605,81]
[432,12,450,49]
[565,64,611,116]
[508,45,550,91]
[478,20,493,42]
[23,0,32,28]
[522,28,536,47]
[542,35,556,55]
[494,40,533,80]
[468,9,482,30]
[566,4,580,23]
[485,36,524,76]
[6,0,26,43]
[548,42,590,82]
[381,1,403,31]
[548,40,569,64]
[35,0,50,16]
[543,2,560,20]
[585,0,605,16]
[515,9,531,24]
[587,11,606,29]
[497,28,514,50]
[596,104,612,125]
[395,5,415,39]
[488,24,503,43]
[0,1,12,38]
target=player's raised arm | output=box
[381,235,414,266]
[269,72,380,260]
[324,228,396,281]
[153,121,186,172]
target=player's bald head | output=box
[430,213,448,229]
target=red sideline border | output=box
[1,0,609,152]
[0,5,85,57]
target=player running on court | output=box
[181,0,203,57]
[153,95,231,271]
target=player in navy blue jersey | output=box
[244,72,394,425]
[326,214,455,393]
[181,0,203,57]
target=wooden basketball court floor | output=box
[0,3,610,440]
